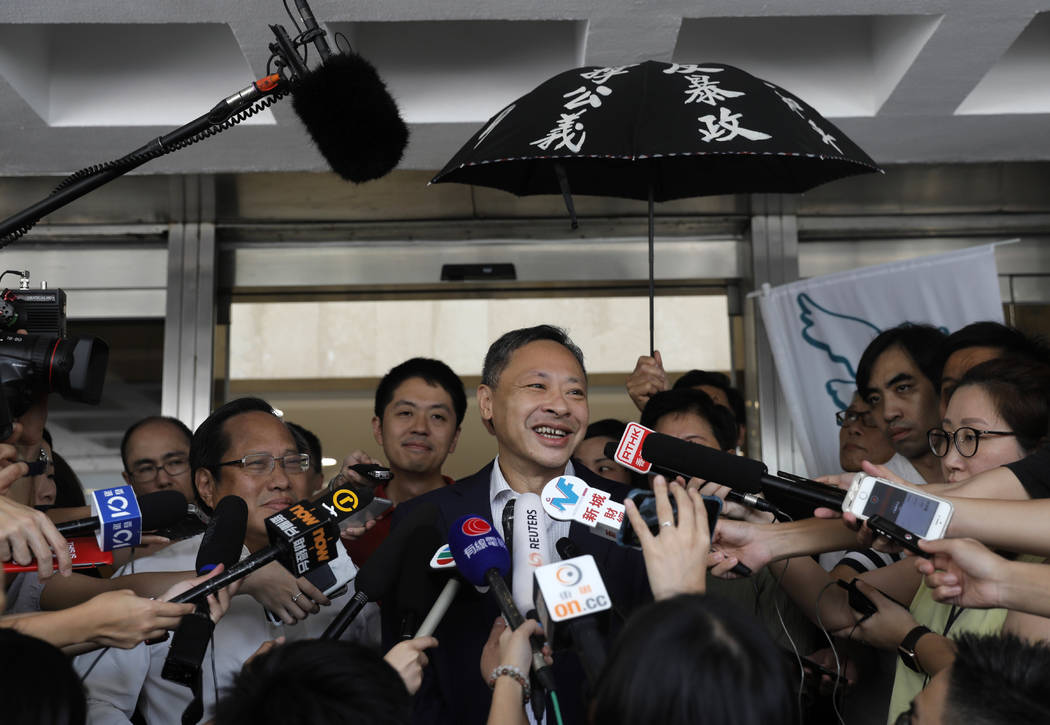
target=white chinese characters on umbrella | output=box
[530,65,633,154]
[683,75,746,106]
[767,81,845,155]
[698,107,772,142]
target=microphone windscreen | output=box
[555,536,581,560]
[448,515,510,588]
[194,496,248,575]
[139,490,191,531]
[394,525,444,624]
[291,52,409,183]
[640,432,765,494]
[356,501,439,600]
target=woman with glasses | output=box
[746,356,1050,724]
[859,356,1050,723]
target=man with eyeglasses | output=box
[121,416,195,502]
[77,397,378,725]
[838,391,895,474]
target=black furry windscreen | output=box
[291,52,409,183]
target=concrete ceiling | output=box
[1,0,1050,178]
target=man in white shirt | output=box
[76,397,377,725]
[391,325,650,725]
[855,324,949,485]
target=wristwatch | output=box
[898,625,933,673]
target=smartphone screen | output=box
[861,482,937,535]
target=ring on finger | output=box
[660,520,673,528]
[291,592,303,604]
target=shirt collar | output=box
[489,455,576,506]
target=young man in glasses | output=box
[77,397,379,725]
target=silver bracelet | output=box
[487,664,531,703]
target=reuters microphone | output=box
[511,493,552,617]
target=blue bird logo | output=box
[796,293,881,410]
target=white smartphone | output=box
[842,473,953,540]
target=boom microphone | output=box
[290,53,408,184]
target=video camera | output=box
[0,271,109,439]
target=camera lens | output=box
[0,334,109,420]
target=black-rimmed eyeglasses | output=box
[836,409,877,428]
[130,457,190,483]
[927,427,1015,458]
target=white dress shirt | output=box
[488,456,573,550]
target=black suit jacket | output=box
[388,460,651,725]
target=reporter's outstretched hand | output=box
[0,455,71,578]
[624,476,708,599]
[159,563,243,624]
[84,589,195,649]
[915,538,1008,609]
[241,560,331,625]
[832,579,919,652]
[708,517,773,579]
[384,635,438,695]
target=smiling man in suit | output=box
[389,325,651,725]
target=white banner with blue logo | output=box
[758,244,1004,476]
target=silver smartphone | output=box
[842,473,953,540]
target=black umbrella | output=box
[431,60,881,351]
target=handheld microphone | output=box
[501,497,516,561]
[613,423,846,511]
[57,488,188,550]
[162,497,249,691]
[394,524,445,639]
[416,544,461,638]
[535,542,611,688]
[321,501,440,640]
[171,484,372,605]
[511,493,552,617]
[602,440,778,515]
[448,515,556,694]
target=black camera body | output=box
[1,287,67,337]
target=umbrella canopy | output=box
[432,60,879,199]
[432,60,881,352]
